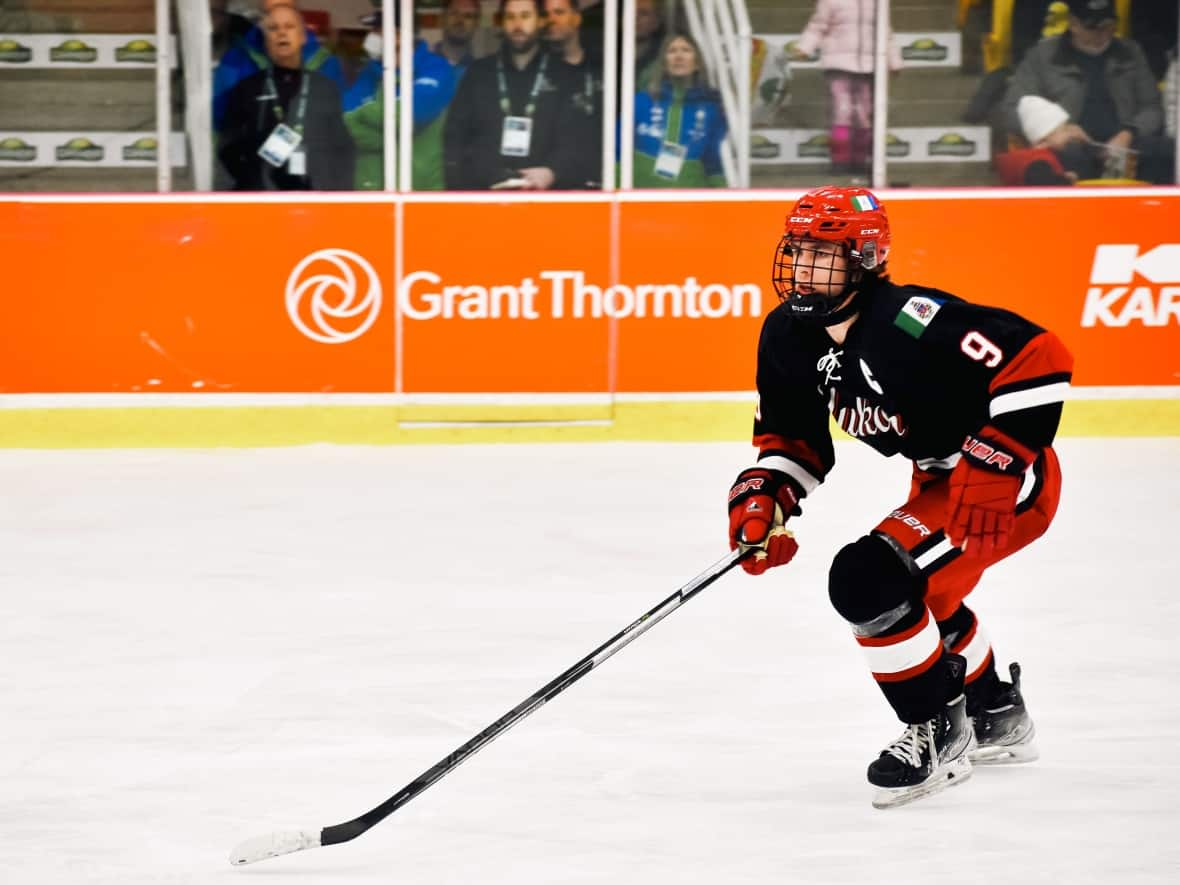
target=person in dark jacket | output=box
[212,0,338,131]
[442,0,590,190]
[434,0,483,78]
[544,0,604,188]
[218,3,355,191]
[1001,0,1174,184]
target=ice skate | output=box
[867,693,976,809]
[969,662,1039,765]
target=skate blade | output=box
[969,741,1039,765]
[871,756,973,809]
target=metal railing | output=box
[156,0,1180,192]
[174,0,212,192]
[682,0,752,188]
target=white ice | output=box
[2,438,1178,884]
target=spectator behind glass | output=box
[633,0,666,87]
[211,0,253,65]
[344,8,455,191]
[631,32,727,188]
[792,0,902,177]
[212,0,343,131]
[1166,53,1177,143]
[218,3,355,190]
[442,0,590,190]
[545,0,603,188]
[1002,0,1175,184]
[435,0,483,78]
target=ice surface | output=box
[2,438,1178,884]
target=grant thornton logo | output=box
[285,248,382,344]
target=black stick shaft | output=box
[320,548,749,846]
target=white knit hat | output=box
[1017,95,1070,145]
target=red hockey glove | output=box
[727,467,800,575]
[946,428,1035,558]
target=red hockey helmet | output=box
[772,186,892,323]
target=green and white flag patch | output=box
[893,296,943,338]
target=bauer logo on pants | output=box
[285,248,383,344]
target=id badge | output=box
[654,142,687,180]
[500,115,533,157]
[288,149,306,177]
[258,123,302,168]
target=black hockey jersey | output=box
[751,276,1074,499]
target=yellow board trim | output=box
[0,399,1176,448]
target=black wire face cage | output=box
[771,234,864,318]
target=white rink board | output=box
[0,131,186,167]
[751,126,992,164]
[0,33,176,68]
[1,438,1177,884]
[754,32,963,69]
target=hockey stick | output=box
[229,547,752,866]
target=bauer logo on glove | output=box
[727,466,801,574]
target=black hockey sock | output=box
[938,604,1000,716]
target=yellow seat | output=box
[958,0,983,29]
[1075,178,1149,186]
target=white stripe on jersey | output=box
[857,609,942,677]
[755,455,821,496]
[917,453,961,472]
[915,537,957,569]
[989,381,1071,418]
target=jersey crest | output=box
[816,347,843,384]
[893,296,943,338]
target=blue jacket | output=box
[341,40,455,124]
[632,81,727,187]
[432,42,475,81]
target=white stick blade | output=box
[228,828,321,866]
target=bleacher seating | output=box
[23,0,155,33]
[0,0,189,192]
[747,0,996,187]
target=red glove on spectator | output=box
[946,428,1035,558]
[727,467,800,575]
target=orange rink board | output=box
[0,189,1177,445]
[0,201,397,393]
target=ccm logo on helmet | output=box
[1083,244,1180,328]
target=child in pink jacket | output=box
[794,0,902,173]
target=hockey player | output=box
[727,186,1072,808]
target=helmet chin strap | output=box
[813,286,864,326]
[795,268,868,326]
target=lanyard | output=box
[663,88,685,143]
[263,68,311,134]
[496,52,548,118]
